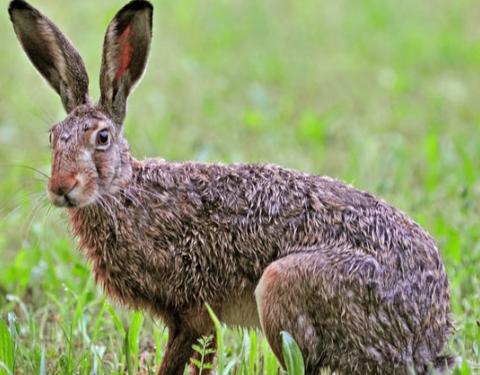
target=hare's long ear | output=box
[8,0,89,113]
[99,0,153,124]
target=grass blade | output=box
[128,311,144,372]
[106,303,126,337]
[205,304,224,374]
[281,331,304,375]
[0,319,15,375]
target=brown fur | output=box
[9,1,453,374]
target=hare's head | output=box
[9,0,153,207]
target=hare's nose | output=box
[49,175,78,197]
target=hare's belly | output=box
[219,291,261,329]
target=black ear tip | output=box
[8,0,36,20]
[124,0,153,12]
[8,0,32,13]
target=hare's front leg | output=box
[255,249,387,375]
[157,327,198,375]
[157,321,216,375]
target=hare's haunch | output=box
[9,1,453,374]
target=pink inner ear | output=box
[115,25,133,80]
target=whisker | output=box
[119,190,149,214]
[41,203,54,226]
[39,202,67,233]
[0,188,45,218]
[125,185,159,201]
[21,196,50,239]
[107,194,123,207]
[115,188,142,209]
[4,163,50,180]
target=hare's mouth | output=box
[48,192,94,208]
[47,183,96,208]
[63,194,75,207]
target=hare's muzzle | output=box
[48,174,80,208]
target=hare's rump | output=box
[256,248,451,375]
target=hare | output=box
[9,0,454,374]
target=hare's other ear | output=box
[8,0,90,113]
[99,0,153,124]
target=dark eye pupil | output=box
[97,130,109,145]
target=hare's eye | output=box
[48,132,53,145]
[96,129,109,148]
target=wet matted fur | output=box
[9,1,454,374]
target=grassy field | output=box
[1,0,479,373]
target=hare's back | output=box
[138,160,434,258]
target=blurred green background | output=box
[0,0,479,373]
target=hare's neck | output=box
[67,202,118,259]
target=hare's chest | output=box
[84,239,170,310]
[71,208,173,310]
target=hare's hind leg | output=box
[255,251,331,374]
[255,249,395,375]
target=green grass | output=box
[0,0,479,373]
